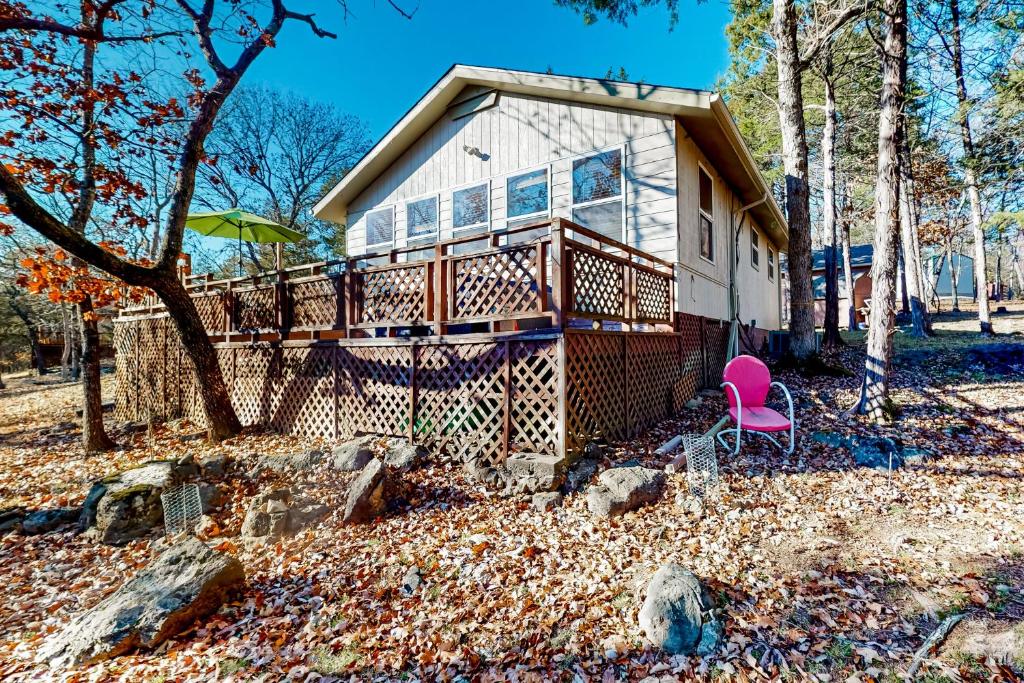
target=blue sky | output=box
[247,0,733,138]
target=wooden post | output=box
[274,243,284,271]
[408,344,417,441]
[345,259,359,337]
[550,219,566,329]
[536,240,548,314]
[433,243,447,335]
[503,339,512,461]
[275,269,287,332]
[225,280,234,338]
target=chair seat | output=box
[729,406,792,432]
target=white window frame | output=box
[697,162,714,265]
[364,205,395,250]
[451,179,491,233]
[768,247,775,281]
[404,192,440,244]
[570,144,627,244]
[503,164,552,229]
[750,227,760,270]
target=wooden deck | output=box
[114,219,732,467]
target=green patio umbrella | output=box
[185,208,305,275]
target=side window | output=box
[571,148,624,243]
[406,196,438,243]
[751,228,760,269]
[698,166,713,262]
[365,206,394,249]
[452,183,489,231]
[768,247,775,281]
[506,168,549,225]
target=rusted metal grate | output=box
[450,245,541,322]
[358,264,428,325]
[161,484,203,538]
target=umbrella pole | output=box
[238,233,242,276]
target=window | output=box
[506,168,549,224]
[365,206,394,249]
[452,182,489,231]
[571,148,624,242]
[406,196,438,242]
[751,228,760,269]
[698,166,713,262]
[768,248,775,281]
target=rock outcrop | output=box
[586,466,666,517]
[37,537,244,667]
[343,458,388,523]
[81,460,191,545]
[330,436,376,472]
[638,563,720,655]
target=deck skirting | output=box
[113,314,735,465]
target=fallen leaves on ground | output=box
[0,305,1022,682]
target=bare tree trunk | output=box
[10,298,48,375]
[1012,247,1024,297]
[898,249,910,313]
[821,58,843,349]
[77,297,115,452]
[946,244,960,311]
[158,276,241,439]
[900,142,930,336]
[772,0,817,360]
[949,0,992,334]
[841,190,857,330]
[854,0,906,421]
[61,303,73,379]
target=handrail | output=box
[119,216,676,334]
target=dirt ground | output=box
[0,305,1022,681]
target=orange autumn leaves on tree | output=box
[17,243,150,317]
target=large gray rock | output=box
[849,436,904,470]
[330,436,376,472]
[240,489,291,544]
[497,452,567,495]
[259,449,324,473]
[241,488,329,545]
[37,537,243,667]
[587,466,666,518]
[383,438,427,471]
[198,453,232,477]
[81,460,188,545]
[22,508,80,535]
[0,507,25,535]
[343,458,388,523]
[532,491,564,512]
[638,563,719,655]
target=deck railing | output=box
[118,218,676,336]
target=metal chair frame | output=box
[717,380,796,455]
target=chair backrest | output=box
[721,355,771,409]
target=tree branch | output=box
[283,11,337,38]
[799,1,873,69]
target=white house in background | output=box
[313,64,789,331]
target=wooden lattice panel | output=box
[626,334,684,434]
[191,292,226,333]
[233,286,276,331]
[508,340,559,455]
[564,331,626,455]
[232,346,278,426]
[676,312,704,400]
[271,347,335,440]
[287,277,341,329]
[415,342,507,467]
[336,345,410,437]
[113,322,139,422]
[451,246,541,321]
[137,318,167,421]
[358,265,427,324]
[570,247,625,319]
[634,268,672,323]
[703,318,730,387]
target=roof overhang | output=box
[313,64,788,251]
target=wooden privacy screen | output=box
[113,311,732,464]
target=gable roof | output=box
[812,243,874,272]
[313,64,788,250]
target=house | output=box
[812,244,873,328]
[313,64,788,335]
[114,65,789,475]
[812,244,975,328]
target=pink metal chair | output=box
[717,355,795,455]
